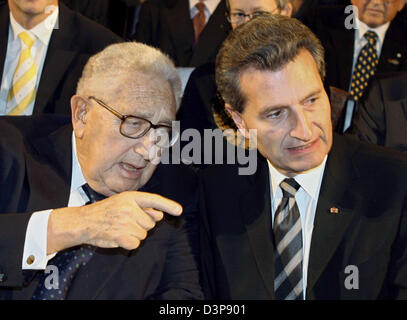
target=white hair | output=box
[76,42,182,110]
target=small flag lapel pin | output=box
[330,207,340,214]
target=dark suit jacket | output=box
[134,0,230,67]
[306,5,407,101]
[0,116,203,300]
[178,62,218,135]
[350,72,407,153]
[0,3,121,115]
[199,134,407,299]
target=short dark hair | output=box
[216,14,326,113]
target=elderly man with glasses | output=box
[0,42,203,300]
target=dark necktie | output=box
[32,184,105,300]
[349,30,379,102]
[273,178,303,300]
[192,2,206,45]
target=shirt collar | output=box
[9,6,59,45]
[70,132,87,193]
[355,17,390,46]
[268,155,327,200]
[190,0,221,15]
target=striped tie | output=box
[274,178,303,300]
[7,31,37,115]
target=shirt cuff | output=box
[22,209,56,270]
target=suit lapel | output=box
[12,123,73,299]
[306,135,360,297]
[25,124,72,211]
[190,0,230,66]
[34,4,78,114]
[0,4,10,82]
[378,21,406,73]
[67,247,129,299]
[164,0,195,66]
[331,16,354,90]
[240,156,275,298]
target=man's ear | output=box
[282,3,293,17]
[225,103,250,139]
[71,95,89,139]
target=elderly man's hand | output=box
[46,192,183,254]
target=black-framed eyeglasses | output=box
[227,9,278,25]
[88,96,179,148]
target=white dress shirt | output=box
[22,133,89,269]
[0,7,59,115]
[189,0,221,23]
[268,156,327,299]
[349,18,390,90]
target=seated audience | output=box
[0,42,203,300]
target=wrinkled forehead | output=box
[96,73,177,121]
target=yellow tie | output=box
[7,31,38,115]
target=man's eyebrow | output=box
[132,112,173,125]
[299,89,322,104]
[259,104,288,117]
[258,89,322,117]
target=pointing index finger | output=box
[133,192,183,216]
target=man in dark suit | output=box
[200,15,407,299]
[0,42,203,299]
[134,0,230,67]
[306,1,407,102]
[0,0,121,116]
[350,71,407,153]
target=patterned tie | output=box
[273,178,303,300]
[349,30,379,102]
[7,31,38,115]
[192,1,206,45]
[32,184,105,300]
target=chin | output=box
[363,16,384,28]
[289,158,325,175]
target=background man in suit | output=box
[349,71,407,152]
[200,15,407,299]
[134,0,230,67]
[0,0,121,116]
[0,42,203,299]
[306,0,406,103]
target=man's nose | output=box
[290,109,313,141]
[133,130,159,161]
[369,0,384,6]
